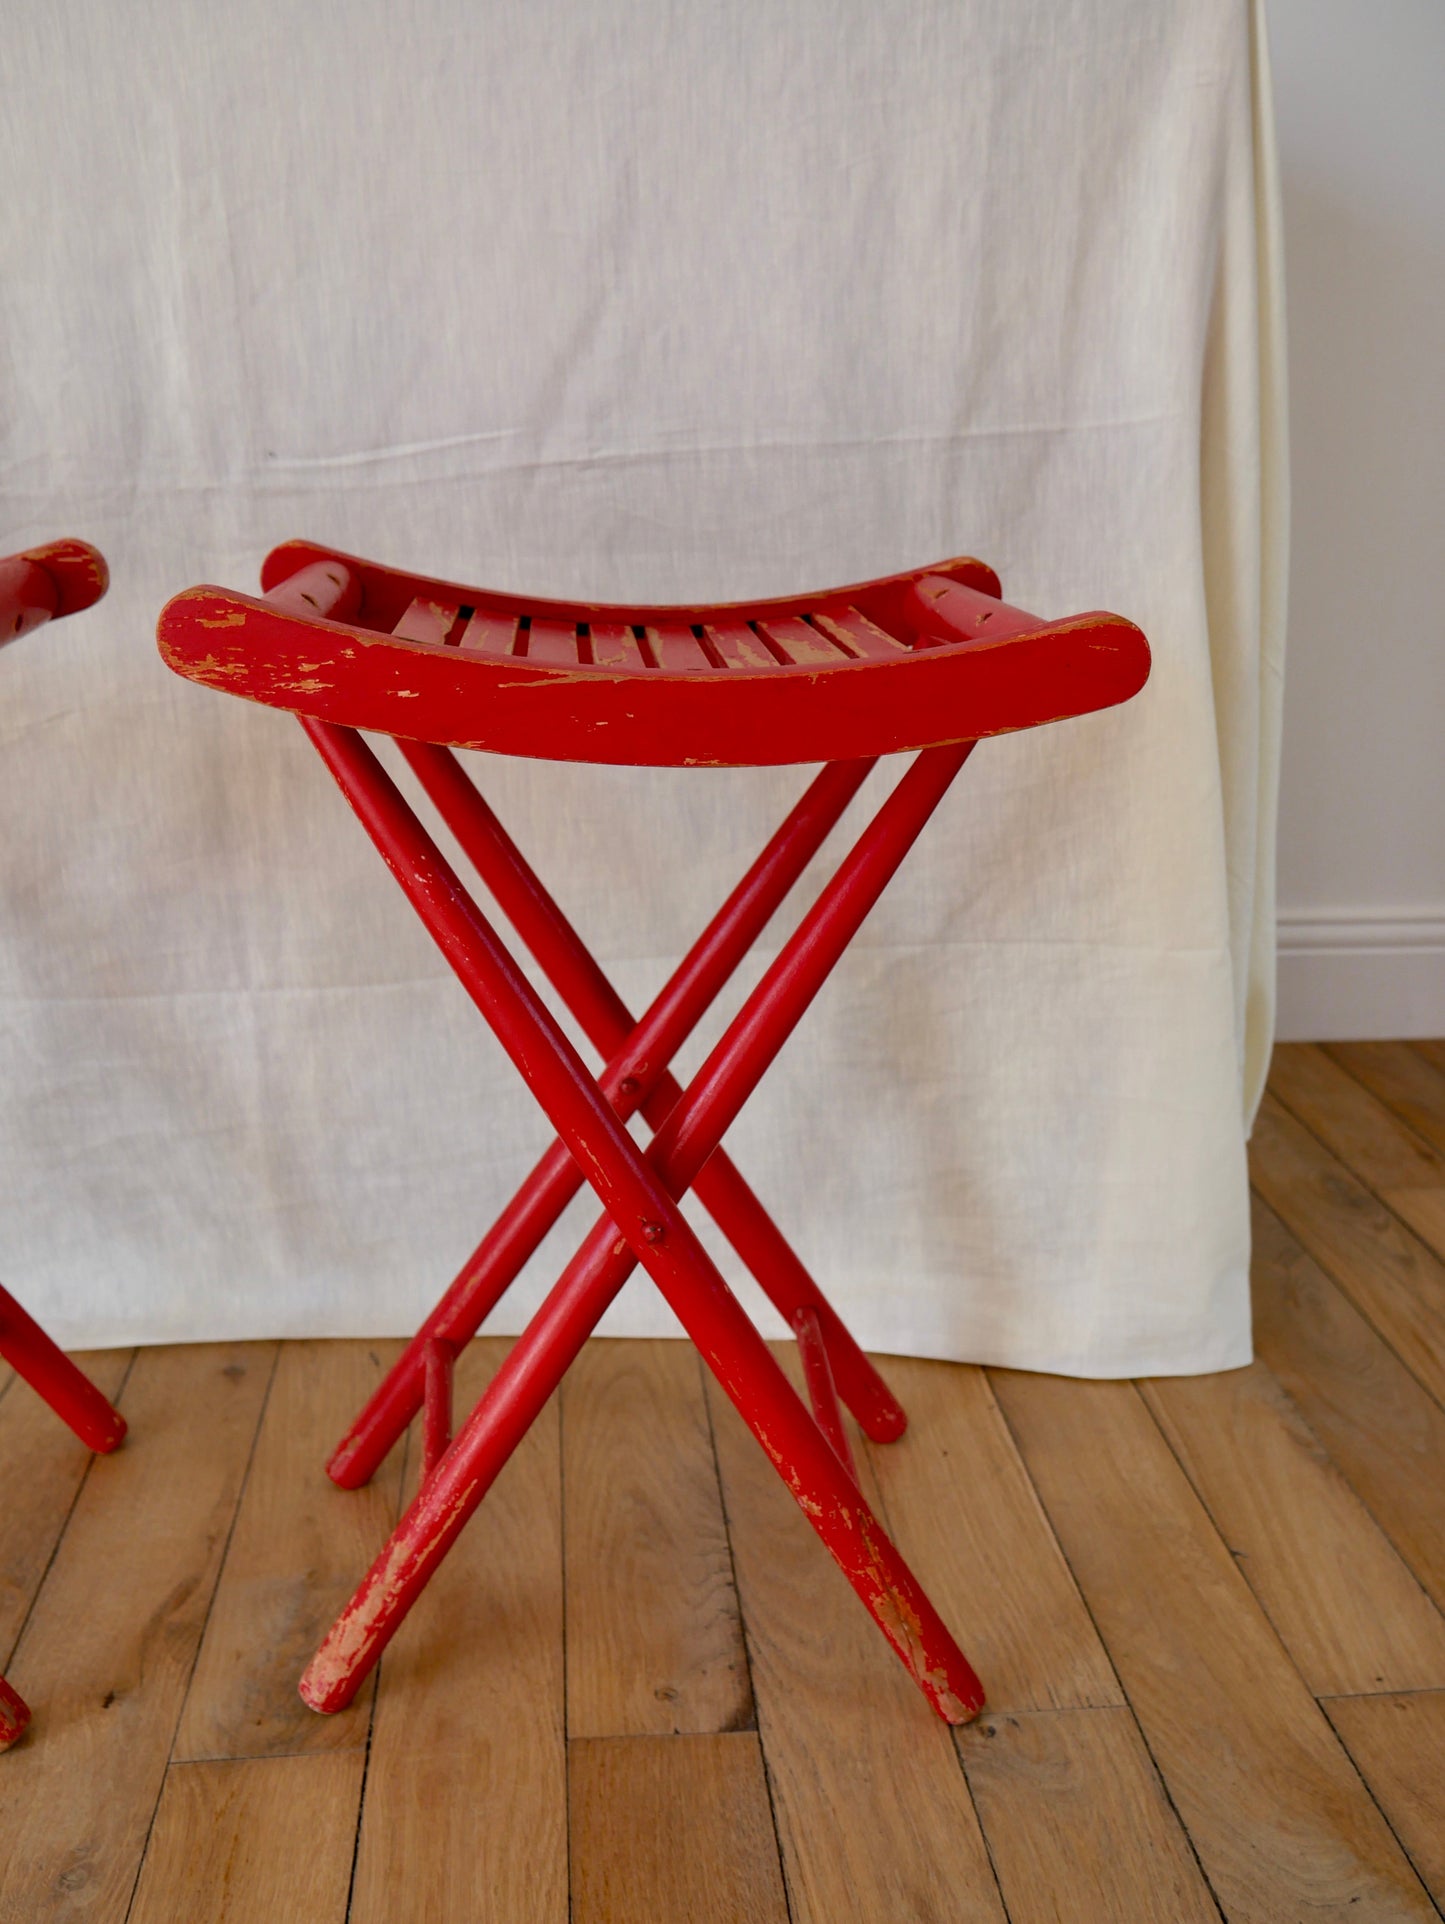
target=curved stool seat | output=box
[157,537,1150,1733]
[159,538,1149,764]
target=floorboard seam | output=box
[698,1357,794,1924]
[344,1401,414,1924]
[985,1371,1230,1924]
[2,1345,139,1674]
[121,1339,282,1924]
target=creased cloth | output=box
[0,0,1286,1372]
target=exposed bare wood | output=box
[1325,1039,1445,1160]
[1323,1691,1445,1910]
[1248,1195,1445,1613]
[1250,1093,1445,1405]
[1142,1360,1445,1695]
[569,1733,788,1924]
[706,1356,1005,1924]
[127,1753,363,1924]
[0,1349,131,1660]
[174,1340,406,1761]
[347,1339,567,1924]
[0,1343,274,1924]
[563,1339,750,1738]
[863,1355,1122,1711]
[1270,1043,1445,1258]
[990,1369,1436,1922]
[956,1705,1218,1924]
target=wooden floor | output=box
[3,1039,1445,1922]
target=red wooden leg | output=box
[0,1675,29,1750]
[0,1285,126,1454]
[792,1306,857,1481]
[421,1336,455,1480]
[298,725,982,1723]
[328,753,898,1491]
[407,743,908,1445]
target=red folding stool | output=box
[158,538,1149,1726]
[1,539,127,1750]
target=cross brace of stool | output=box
[293,714,985,1724]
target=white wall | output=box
[1268,0,1445,1039]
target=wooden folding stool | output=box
[0,540,127,1749]
[158,538,1149,1725]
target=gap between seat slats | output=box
[391,597,913,668]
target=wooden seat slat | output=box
[647,622,714,673]
[525,618,583,666]
[394,597,461,647]
[459,611,518,656]
[703,619,778,672]
[755,615,850,667]
[589,621,647,670]
[815,605,911,660]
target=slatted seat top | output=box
[158,538,1150,767]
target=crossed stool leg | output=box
[295,717,984,1724]
[0,1287,126,1747]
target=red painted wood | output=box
[0,1286,128,1454]
[256,537,1002,631]
[702,619,777,671]
[460,610,518,656]
[1,538,124,1756]
[393,596,460,648]
[295,722,983,1725]
[813,604,910,660]
[646,621,714,672]
[160,585,1147,767]
[792,1305,857,1481]
[421,1336,456,1480]
[588,620,646,670]
[155,536,1155,1736]
[524,617,583,666]
[0,556,58,646]
[754,614,849,667]
[326,748,904,1491]
[0,1675,30,1750]
[0,538,107,634]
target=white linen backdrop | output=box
[0,0,1286,1373]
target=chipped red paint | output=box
[153,540,1152,1730]
[2,542,125,1753]
[0,1676,30,1751]
[157,543,1149,768]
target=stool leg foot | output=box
[0,1286,127,1454]
[0,1676,30,1750]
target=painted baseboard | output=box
[1276,909,1445,1041]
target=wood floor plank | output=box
[1270,1044,1445,1259]
[1250,1093,1445,1405]
[127,1752,363,1924]
[0,1349,131,1661]
[1414,1039,1445,1081]
[1325,1039,1445,1160]
[863,1356,1122,1713]
[955,1705,1218,1924]
[990,1369,1436,1923]
[174,1338,407,1760]
[570,1733,788,1924]
[1323,1691,1445,1910]
[705,1358,1005,1924]
[1141,1360,1445,1695]
[0,1342,275,1924]
[1249,1196,1445,1616]
[563,1339,751,1738]
[348,1339,567,1924]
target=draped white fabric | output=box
[0,0,1285,1373]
